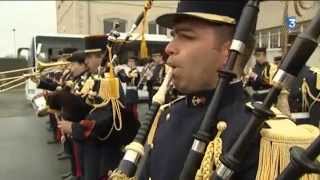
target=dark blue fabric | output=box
[141,82,260,180]
[289,66,320,126]
[37,78,58,91]
[248,62,272,91]
[177,1,247,23]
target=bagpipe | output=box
[43,62,92,123]
[213,4,320,180]
[105,1,178,179]
[109,64,172,179]
[75,0,154,143]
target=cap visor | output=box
[156,12,235,29]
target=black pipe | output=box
[116,102,161,176]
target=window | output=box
[103,18,127,34]
[257,27,283,49]
[270,29,281,48]
[256,20,315,50]
[148,21,167,35]
[159,26,167,35]
[148,22,157,34]
[259,30,269,48]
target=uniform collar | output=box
[186,81,243,107]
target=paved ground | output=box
[0,88,150,180]
[0,88,68,180]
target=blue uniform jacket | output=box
[141,82,260,180]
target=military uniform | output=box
[288,65,320,126]
[118,66,141,120]
[45,49,90,179]
[46,79,90,179]
[36,60,69,145]
[147,64,165,98]
[67,35,140,180]
[246,61,273,102]
[141,82,260,180]
[139,1,261,179]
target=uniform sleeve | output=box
[83,105,114,140]
[71,122,85,141]
[37,78,59,91]
[247,64,272,91]
[70,105,113,141]
[117,69,129,83]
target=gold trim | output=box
[184,12,236,24]
[256,120,319,180]
[157,12,236,29]
[84,49,101,53]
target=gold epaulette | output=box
[146,96,186,147]
[256,119,319,180]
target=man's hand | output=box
[58,119,73,135]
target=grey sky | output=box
[0,1,56,57]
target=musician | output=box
[146,52,166,106]
[288,66,320,126]
[246,47,272,101]
[58,35,139,180]
[117,57,141,120]
[45,50,91,180]
[274,33,320,126]
[141,1,260,180]
[36,48,78,91]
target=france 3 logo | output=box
[286,16,297,31]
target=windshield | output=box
[29,35,85,65]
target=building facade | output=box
[256,1,320,67]
[56,1,320,67]
[56,1,177,36]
